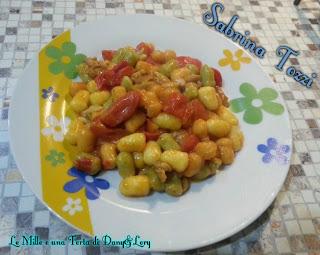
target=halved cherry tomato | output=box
[74,158,92,173]
[145,56,159,66]
[100,91,140,127]
[146,119,159,133]
[176,56,202,70]
[102,50,115,61]
[95,61,134,90]
[113,61,130,72]
[180,105,194,127]
[91,119,128,139]
[188,99,209,121]
[91,119,110,137]
[95,69,114,90]
[136,42,154,56]
[181,134,200,152]
[163,92,188,117]
[99,131,128,143]
[163,93,208,126]
[211,67,222,87]
[163,92,191,124]
[144,131,160,141]
[112,65,135,85]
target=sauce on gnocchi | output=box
[64,42,244,197]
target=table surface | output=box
[0,0,320,254]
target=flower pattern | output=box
[230,83,284,124]
[41,115,70,142]
[45,41,86,79]
[42,86,59,102]
[257,138,290,165]
[218,49,251,71]
[62,197,83,216]
[45,149,65,166]
[63,167,110,200]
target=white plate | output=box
[9,15,291,251]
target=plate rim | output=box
[8,14,293,252]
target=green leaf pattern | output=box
[45,42,86,79]
[230,83,284,124]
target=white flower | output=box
[62,197,83,216]
[41,115,70,142]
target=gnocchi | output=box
[64,42,244,198]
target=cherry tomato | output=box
[163,92,192,124]
[99,131,128,143]
[211,67,222,87]
[102,50,115,61]
[163,93,208,126]
[176,56,202,70]
[146,119,159,133]
[100,91,140,127]
[144,131,161,141]
[145,56,159,66]
[163,93,209,126]
[181,134,200,152]
[95,69,115,90]
[188,99,209,121]
[112,65,135,85]
[180,105,194,127]
[95,61,134,90]
[91,119,128,142]
[113,61,130,72]
[163,92,188,120]
[90,119,110,137]
[136,42,154,56]
[74,158,92,174]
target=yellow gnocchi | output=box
[64,42,244,198]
